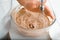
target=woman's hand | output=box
[17,0,55,19]
[17,0,46,10]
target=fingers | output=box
[44,5,55,19]
[24,1,40,10]
[17,0,47,9]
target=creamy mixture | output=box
[12,8,53,30]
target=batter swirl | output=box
[12,8,52,30]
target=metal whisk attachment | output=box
[40,0,44,12]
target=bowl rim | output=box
[11,5,56,31]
